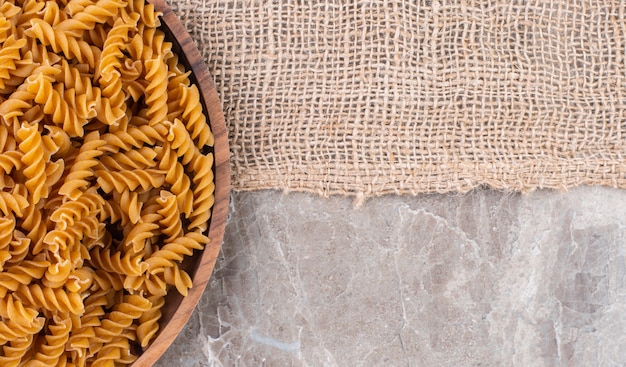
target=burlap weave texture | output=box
[168,0,626,197]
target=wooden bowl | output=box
[131,1,230,365]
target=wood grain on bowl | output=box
[131,0,230,365]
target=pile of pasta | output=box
[0,0,215,365]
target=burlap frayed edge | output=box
[231,157,626,205]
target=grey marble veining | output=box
[156,187,626,366]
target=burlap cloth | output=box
[168,0,626,199]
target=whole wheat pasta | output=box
[0,0,215,365]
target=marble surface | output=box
[156,186,626,366]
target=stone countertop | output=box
[156,186,626,366]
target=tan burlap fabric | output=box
[168,0,626,198]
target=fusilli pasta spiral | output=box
[0,0,216,364]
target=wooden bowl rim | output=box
[131,1,230,365]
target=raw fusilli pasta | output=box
[0,0,216,364]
